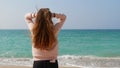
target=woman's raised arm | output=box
[54,13,66,33]
[25,13,36,23]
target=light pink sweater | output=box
[25,13,66,61]
[32,43,58,61]
[31,22,64,61]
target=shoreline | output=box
[0,65,80,68]
[0,65,120,68]
[0,56,120,67]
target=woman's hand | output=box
[54,13,66,22]
[31,13,37,18]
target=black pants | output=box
[33,60,58,68]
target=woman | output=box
[25,8,66,68]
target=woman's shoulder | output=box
[54,22,64,34]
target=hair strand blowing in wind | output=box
[32,8,57,50]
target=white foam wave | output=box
[0,58,33,66]
[0,55,120,67]
[58,55,120,67]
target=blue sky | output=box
[0,0,120,29]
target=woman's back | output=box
[25,8,66,68]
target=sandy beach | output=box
[1,65,120,68]
[0,65,79,68]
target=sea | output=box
[0,29,120,68]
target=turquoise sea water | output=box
[0,29,120,58]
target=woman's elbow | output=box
[25,13,32,19]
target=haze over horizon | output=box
[0,0,120,29]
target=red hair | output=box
[32,8,57,50]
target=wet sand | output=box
[0,65,80,68]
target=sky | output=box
[0,0,120,29]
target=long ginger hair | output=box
[32,8,57,50]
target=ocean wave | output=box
[58,55,120,67]
[0,55,120,67]
[0,58,32,67]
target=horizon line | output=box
[0,29,120,30]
